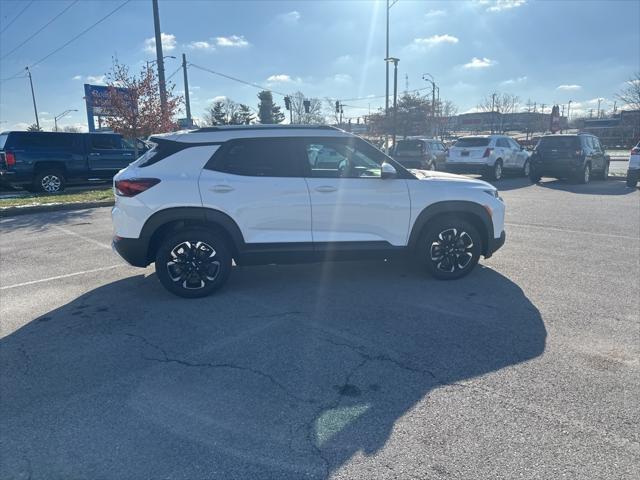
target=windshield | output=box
[454,138,490,148]
[536,136,579,150]
[395,140,424,155]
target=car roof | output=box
[398,137,441,142]
[151,125,353,144]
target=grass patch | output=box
[0,189,114,209]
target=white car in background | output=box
[627,141,639,187]
[445,135,531,181]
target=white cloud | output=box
[39,112,50,116]
[208,96,227,103]
[425,9,446,18]
[334,54,352,65]
[483,0,526,12]
[72,75,82,80]
[501,76,527,85]
[267,74,293,83]
[86,75,106,85]
[332,73,352,83]
[11,122,33,131]
[215,35,249,47]
[463,57,496,68]
[413,34,459,47]
[557,84,582,91]
[188,41,215,51]
[586,97,605,105]
[277,11,300,24]
[143,32,176,54]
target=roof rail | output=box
[192,125,341,133]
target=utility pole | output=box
[597,98,602,118]
[385,57,399,147]
[541,103,546,114]
[25,67,39,129]
[182,53,192,126]
[152,0,167,120]
[567,100,572,126]
[491,92,496,134]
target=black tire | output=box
[575,163,590,184]
[33,169,65,193]
[155,228,232,298]
[529,170,541,183]
[627,172,639,188]
[598,162,609,181]
[418,218,482,280]
[490,159,503,181]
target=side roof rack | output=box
[191,125,341,133]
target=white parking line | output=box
[0,265,126,290]
[52,225,112,249]
[505,222,639,241]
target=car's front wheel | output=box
[576,163,591,184]
[627,171,639,188]
[418,218,482,280]
[155,228,232,298]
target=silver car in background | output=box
[445,135,531,180]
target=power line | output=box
[188,63,288,97]
[166,65,182,82]
[0,0,34,35]
[1,0,80,61]
[0,0,131,83]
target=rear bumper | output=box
[445,162,491,174]
[112,236,149,268]
[485,230,506,258]
[0,170,31,186]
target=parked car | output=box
[111,125,506,298]
[391,138,447,170]
[445,135,531,180]
[627,141,640,188]
[529,133,610,184]
[0,131,148,193]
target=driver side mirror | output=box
[381,162,397,179]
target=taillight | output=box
[115,178,160,197]
[5,151,15,167]
[482,147,493,158]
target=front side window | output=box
[303,138,384,178]
[496,138,510,148]
[91,135,122,150]
[213,138,299,177]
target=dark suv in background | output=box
[0,131,148,193]
[391,137,447,170]
[529,133,609,184]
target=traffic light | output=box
[284,96,291,110]
[335,100,340,113]
[303,100,311,113]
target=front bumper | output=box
[112,236,150,268]
[485,230,506,258]
[445,162,491,175]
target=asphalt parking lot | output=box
[1,177,638,479]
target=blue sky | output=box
[0,0,638,131]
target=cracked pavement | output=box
[0,178,638,479]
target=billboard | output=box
[84,84,134,132]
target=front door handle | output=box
[210,185,234,193]
[315,185,337,193]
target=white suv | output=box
[111,126,506,298]
[446,135,531,180]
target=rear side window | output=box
[91,135,122,150]
[211,138,300,177]
[10,132,74,149]
[496,138,510,148]
[454,138,490,148]
[395,140,424,155]
[536,136,579,150]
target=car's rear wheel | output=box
[522,159,530,177]
[490,160,503,181]
[155,228,232,298]
[418,218,481,280]
[576,163,591,184]
[598,162,609,181]
[34,169,65,193]
[627,171,638,188]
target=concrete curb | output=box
[0,200,114,218]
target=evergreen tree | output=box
[257,90,274,124]
[236,104,255,125]
[272,103,286,124]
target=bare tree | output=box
[62,125,82,133]
[290,91,323,124]
[479,92,520,114]
[616,72,640,110]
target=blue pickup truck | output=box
[0,131,148,193]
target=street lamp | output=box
[147,55,175,67]
[385,57,399,147]
[384,0,399,153]
[422,73,438,136]
[54,109,78,132]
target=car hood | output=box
[408,168,493,187]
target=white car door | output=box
[299,137,411,246]
[198,138,312,244]
[509,138,525,168]
[495,138,513,167]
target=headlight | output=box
[484,189,499,199]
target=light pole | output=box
[567,100,572,128]
[54,109,78,132]
[384,0,398,153]
[25,67,39,130]
[152,0,167,121]
[422,73,437,137]
[386,57,399,147]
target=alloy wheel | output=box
[494,162,502,180]
[41,175,61,193]
[166,240,221,290]
[429,228,475,273]
[584,165,590,183]
[523,161,530,177]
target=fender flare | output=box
[408,201,493,254]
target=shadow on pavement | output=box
[537,177,635,196]
[0,207,98,231]
[0,261,546,479]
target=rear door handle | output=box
[210,185,234,193]
[315,185,337,193]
